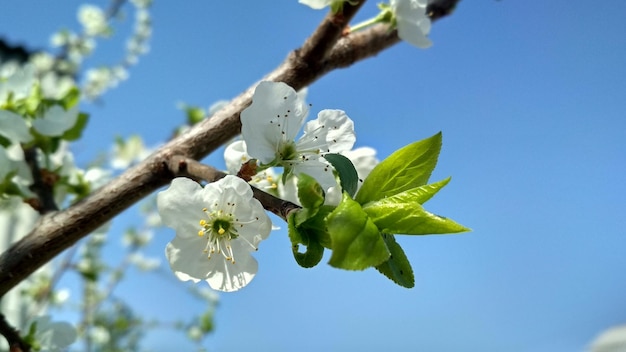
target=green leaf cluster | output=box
[286,132,470,288]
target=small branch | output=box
[0,314,30,352]
[298,0,366,65]
[166,155,226,184]
[250,186,300,222]
[167,156,300,221]
[23,147,59,214]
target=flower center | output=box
[277,140,322,175]
[198,208,239,263]
[277,141,298,161]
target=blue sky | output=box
[2,1,626,351]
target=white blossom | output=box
[111,135,152,169]
[32,105,79,137]
[128,252,161,271]
[89,325,111,345]
[157,176,272,292]
[29,315,77,352]
[52,288,70,305]
[39,72,75,100]
[78,4,108,36]
[241,81,356,190]
[589,324,626,352]
[29,52,55,72]
[390,0,432,48]
[0,64,35,103]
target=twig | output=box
[23,148,59,214]
[0,314,30,352]
[298,0,365,65]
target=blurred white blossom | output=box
[89,325,111,345]
[128,252,160,271]
[29,315,77,352]
[32,105,79,137]
[0,63,35,103]
[111,135,152,169]
[78,4,109,36]
[0,109,33,144]
[589,324,626,352]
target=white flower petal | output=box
[589,324,626,352]
[299,0,335,10]
[205,239,258,292]
[166,237,219,282]
[0,147,13,180]
[391,0,432,49]
[293,158,338,191]
[298,109,355,154]
[32,105,79,137]
[31,315,77,351]
[0,109,33,143]
[157,178,208,239]
[224,140,251,174]
[241,81,309,164]
[0,64,35,102]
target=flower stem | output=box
[349,16,383,33]
[349,6,393,33]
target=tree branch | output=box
[0,0,460,298]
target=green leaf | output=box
[362,185,470,235]
[60,86,81,109]
[287,211,325,268]
[375,233,415,288]
[356,132,442,204]
[327,193,389,270]
[406,177,451,204]
[185,106,206,125]
[294,173,325,226]
[324,153,359,197]
[297,173,325,210]
[61,112,89,141]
